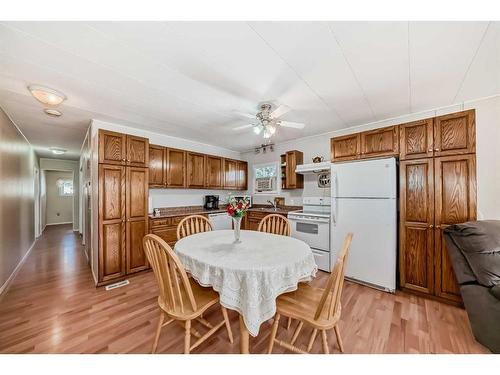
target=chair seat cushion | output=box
[444,221,500,287]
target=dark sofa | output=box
[444,220,500,353]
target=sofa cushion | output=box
[444,221,500,287]
[491,284,500,300]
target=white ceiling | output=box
[0,21,498,160]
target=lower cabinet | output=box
[399,155,476,304]
[244,211,288,231]
[98,163,149,285]
[150,215,207,248]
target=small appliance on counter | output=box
[233,195,252,207]
[204,195,220,210]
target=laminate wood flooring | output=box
[0,224,489,354]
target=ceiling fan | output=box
[233,103,306,139]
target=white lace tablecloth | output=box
[174,229,317,336]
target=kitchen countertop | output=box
[149,204,301,219]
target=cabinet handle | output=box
[429,224,434,228]
[428,148,433,152]
[434,148,440,151]
[436,225,441,229]
[122,158,126,162]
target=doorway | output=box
[40,169,75,230]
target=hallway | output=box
[0,225,488,354]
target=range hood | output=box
[295,161,331,174]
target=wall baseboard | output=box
[0,239,36,297]
[45,221,73,226]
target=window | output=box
[253,163,278,194]
[57,179,73,197]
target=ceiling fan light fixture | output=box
[268,125,276,135]
[263,128,272,139]
[28,85,66,106]
[253,125,263,135]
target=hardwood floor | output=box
[0,224,489,354]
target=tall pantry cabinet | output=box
[98,129,149,285]
[399,110,477,304]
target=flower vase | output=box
[232,216,242,243]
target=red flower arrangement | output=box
[226,196,250,218]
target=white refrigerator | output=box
[331,157,397,292]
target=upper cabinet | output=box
[99,130,126,165]
[98,129,148,167]
[434,110,475,156]
[224,158,238,190]
[237,161,248,190]
[148,145,166,187]
[330,134,360,161]
[186,152,206,188]
[126,135,149,166]
[283,150,304,189]
[166,148,186,188]
[331,110,476,162]
[206,155,223,189]
[399,119,434,160]
[360,126,399,159]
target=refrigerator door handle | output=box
[331,199,337,225]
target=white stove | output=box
[288,197,331,272]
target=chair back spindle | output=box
[143,234,197,314]
[177,215,213,241]
[314,233,353,321]
[257,214,291,236]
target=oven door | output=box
[289,216,330,251]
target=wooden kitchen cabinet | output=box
[148,145,166,187]
[399,119,434,160]
[224,158,238,189]
[98,129,148,167]
[126,135,149,167]
[126,167,149,274]
[399,159,435,295]
[99,130,126,165]
[360,125,399,159]
[434,110,475,156]
[434,154,476,302]
[237,161,248,190]
[166,148,186,188]
[330,133,360,161]
[187,152,206,188]
[150,214,208,247]
[98,164,126,282]
[283,151,304,189]
[206,155,224,189]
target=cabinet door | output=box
[99,130,126,165]
[148,145,166,187]
[166,148,186,188]
[399,119,434,160]
[99,164,126,282]
[331,134,360,161]
[187,152,206,188]
[360,125,399,159]
[126,167,149,274]
[285,151,304,189]
[399,159,434,294]
[434,154,477,302]
[151,226,178,247]
[434,110,475,156]
[224,159,238,189]
[206,155,223,189]
[237,161,248,190]
[126,135,149,166]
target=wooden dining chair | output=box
[257,214,291,236]
[177,214,213,241]
[267,233,353,354]
[143,234,233,354]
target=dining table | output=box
[174,229,318,353]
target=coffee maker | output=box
[204,195,219,210]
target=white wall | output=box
[40,170,47,231]
[243,95,500,219]
[39,158,80,231]
[44,171,74,225]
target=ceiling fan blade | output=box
[234,111,256,119]
[279,121,305,129]
[233,124,255,131]
[270,104,290,118]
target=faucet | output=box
[267,200,277,209]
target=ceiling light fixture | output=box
[44,108,62,117]
[28,85,66,106]
[50,147,67,155]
